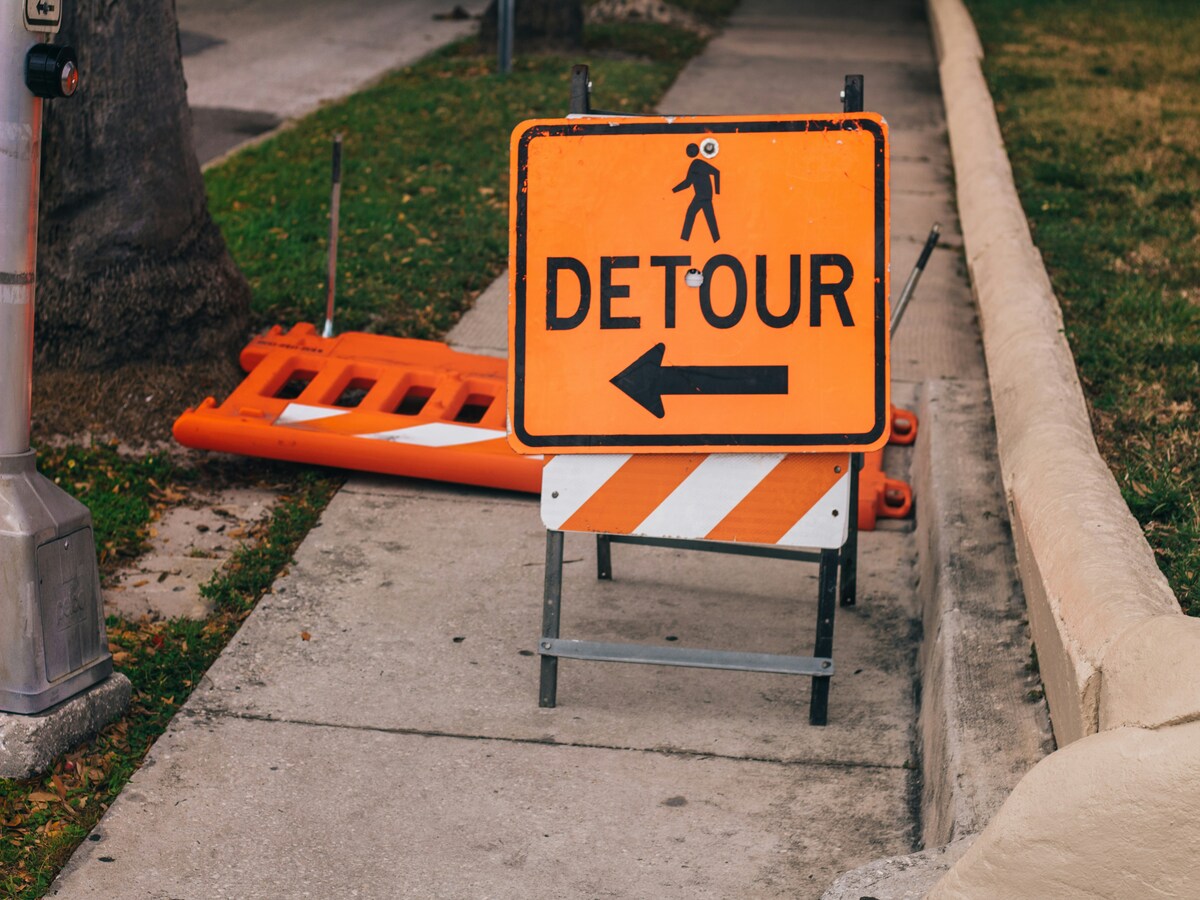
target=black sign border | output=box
[512,117,888,450]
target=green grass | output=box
[36,444,182,571]
[967,0,1200,612]
[204,40,696,338]
[3,13,726,896]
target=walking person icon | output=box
[673,143,720,242]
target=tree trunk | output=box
[479,0,584,52]
[34,0,250,370]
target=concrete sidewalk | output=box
[52,2,1008,897]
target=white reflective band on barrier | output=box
[635,453,785,540]
[276,403,347,426]
[540,453,632,527]
[276,405,506,447]
[358,422,507,447]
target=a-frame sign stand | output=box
[532,70,877,727]
[541,530,843,725]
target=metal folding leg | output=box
[839,452,864,607]
[539,530,564,708]
[809,548,839,725]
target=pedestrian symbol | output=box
[673,143,720,242]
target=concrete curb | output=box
[928,721,1200,899]
[823,378,1054,899]
[911,380,1053,847]
[921,0,1200,895]
[928,0,1181,746]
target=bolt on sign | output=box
[507,113,890,454]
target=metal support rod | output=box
[842,74,863,114]
[600,532,823,565]
[0,20,41,456]
[596,533,612,580]
[543,639,832,678]
[890,223,941,335]
[539,530,565,707]
[840,452,862,607]
[809,548,839,725]
[497,0,514,76]
[569,64,590,114]
[322,134,343,339]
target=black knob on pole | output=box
[26,44,79,99]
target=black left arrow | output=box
[610,342,789,419]
[36,2,56,14]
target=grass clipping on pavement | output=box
[1,20,718,897]
[969,0,1200,614]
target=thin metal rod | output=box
[569,64,591,114]
[497,0,514,76]
[539,530,565,707]
[602,532,823,563]
[890,223,941,336]
[840,452,862,607]
[596,534,612,580]
[322,134,343,339]
[842,74,863,113]
[809,548,839,726]
[541,638,833,678]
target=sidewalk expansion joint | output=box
[201,708,910,772]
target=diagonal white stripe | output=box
[777,473,851,549]
[634,454,786,540]
[540,454,632,530]
[276,403,348,426]
[357,422,506,447]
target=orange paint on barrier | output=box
[889,404,918,446]
[857,449,912,530]
[173,324,545,494]
[705,453,847,544]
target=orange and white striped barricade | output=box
[538,451,852,726]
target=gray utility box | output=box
[0,450,112,713]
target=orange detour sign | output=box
[508,113,890,454]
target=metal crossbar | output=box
[538,530,843,726]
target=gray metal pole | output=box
[0,10,40,456]
[497,0,514,75]
[322,133,342,339]
[0,1,113,716]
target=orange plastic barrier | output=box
[857,448,913,530]
[173,324,545,494]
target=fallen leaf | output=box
[27,791,59,803]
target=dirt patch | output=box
[32,355,245,448]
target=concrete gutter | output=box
[919,0,1200,895]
